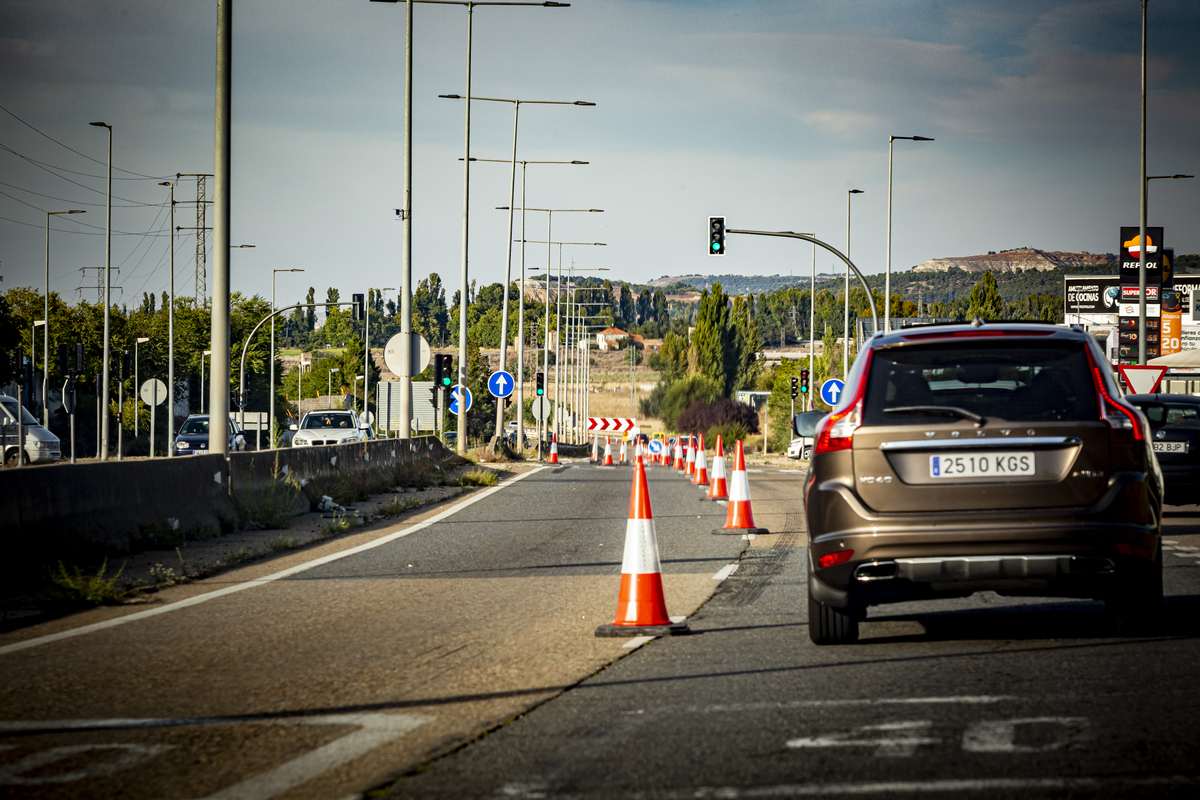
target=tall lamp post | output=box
[844,189,863,376]
[32,320,45,417]
[364,286,394,434]
[45,209,85,426]
[201,350,212,415]
[440,96,595,441]
[89,121,112,459]
[885,135,933,334]
[271,268,304,446]
[1139,173,1194,362]
[158,182,177,455]
[134,337,150,432]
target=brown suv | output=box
[804,321,1163,644]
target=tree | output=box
[966,271,1004,321]
[692,283,737,396]
[305,287,316,331]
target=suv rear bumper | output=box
[807,470,1160,609]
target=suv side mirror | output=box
[289,423,298,431]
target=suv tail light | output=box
[1085,347,1145,442]
[814,349,874,455]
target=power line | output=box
[0,178,152,208]
[0,142,160,203]
[0,102,170,180]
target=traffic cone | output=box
[684,435,696,476]
[704,435,728,501]
[595,455,689,638]
[673,438,685,470]
[603,435,614,466]
[591,435,599,463]
[548,433,559,465]
[713,440,768,535]
[692,432,708,486]
[619,437,628,465]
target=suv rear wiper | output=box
[884,405,986,428]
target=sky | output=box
[2,0,1199,311]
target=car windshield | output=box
[793,411,826,437]
[179,418,209,435]
[302,413,354,430]
[862,341,1098,425]
[1128,401,1200,429]
[1,399,39,425]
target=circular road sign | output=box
[819,378,845,407]
[648,439,664,455]
[449,385,473,415]
[487,370,515,399]
[530,395,552,422]
[139,378,168,406]
[383,332,431,377]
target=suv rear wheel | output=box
[808,593,860,644]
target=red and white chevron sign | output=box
[587,417,635,432]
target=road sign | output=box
[648,439,664,455]
[383,332,431,377]
[487,370,515,399]
[530,395,552,422]
[139,378,167,406]
[1118,365,1168,395]
[449,385,472,415]
[819,378,845,407]
[586,417,635,432]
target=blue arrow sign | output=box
[648,439,664,455]
[487,370,515,399]
[450,385,473,415]
[820,378,845,407]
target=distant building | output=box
[596,327,629,350]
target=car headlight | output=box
[294,437,310,445]
[176,441,190,449]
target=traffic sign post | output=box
[140,378,167,458]
[819,378,845,408]
[586,417,636,433]
[449,385,473,415]
[1117,365,1168,395]
[488,370,515,399]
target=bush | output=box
[676,397,760,438]
[658,376,722,431]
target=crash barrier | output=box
[0,436,460,582]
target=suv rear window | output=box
[862,341,1098,426]
[1128,400,1200,429]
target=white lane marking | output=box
[712,564,740,581]
[0,469,545,657]
[621,636,654,649]
[747,469,764,473]
[0,744,171,785]
[1170,551,1199,558]
[597,775,1200,797]
[962,717,1089,753]
[1174,545,1198,551]
[1163,539,1179,544]
[653,696,1014,715]
[0,713,428,799]
[787,721,937,758]
[778,469,804,473]
[669,615,686,624]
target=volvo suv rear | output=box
[804,322,1163,644]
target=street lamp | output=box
[32,320,45,418]
[271,268,304,446]
[364,286,393,434]
[354,375,364,415]
[844,189,863,377]
[441,96,594,442]
[159,182,177,456]
[885,135,934,333]
[45,209,85,427]
[201,350,212,415]
[1139,173,1194,363]
[89,121,112,459]
[134,337,150,432]
[470,158,587,451]
[328,368,340,407]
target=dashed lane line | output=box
[0,469,545,658]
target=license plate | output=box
[1153,441,1188,453]
[930,452,1035,478]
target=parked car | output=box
[0,394,61,465]
[1125,393,1200,506]
[290,409,370,447]
[173,414,246,454]
[788,410,826,460]
[804,322,1162,644]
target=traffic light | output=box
[433,353,443,387]
[352,293,365,321]
[536,372,545,396]
[709,216,725,256]
[120,350,131,381]
[14,348,25,387]
[791,376,799,399]
[76,342,85,374]
[800,368,810,394]
[439,354,453,388]
[231,390,241,410]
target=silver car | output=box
[290,409,370,447]
[1,394,62,465]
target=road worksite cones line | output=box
[684,436,696,476]
[548,433,559,465]
[591,435,599,463]
[603,435,614,466]
[713,439,769,535]
[692,432,709,486]
[673,439,685,470]
[619,438,628,465]
[705,435,728,501]
[596,457,689,638]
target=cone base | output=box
[712,527,769,536]
[595,621,689,638]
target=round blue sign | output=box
[450,385,473,414]
[819,378,845,407]
[648,439,664,455]
[487,370,515,399]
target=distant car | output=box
[290,409,370,447]
[173,414,246,455]
[1126,393,1200,506]
[0,394,61,465]
[788,411,827,461]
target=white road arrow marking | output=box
[787,720,938,757]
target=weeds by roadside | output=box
[459,468,499,487]
[268,535,298,551]
[148,548,192,586]
[377,496,422,517]
[319,513,360,538]
[51,559,126,605]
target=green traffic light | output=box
[711,242,720,251]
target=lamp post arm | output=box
[727,229,879,334]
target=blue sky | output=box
[2,0,1198,309]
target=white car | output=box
[787,410,826,461]
[290,409,371,447]
[1,394,61,465]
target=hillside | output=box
[912,248,1116,273]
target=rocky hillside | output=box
[912,248,1116,273]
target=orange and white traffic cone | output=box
[591,435,599,463]
[595,454,689,638]
[619,437,628,465]
[548,433,559,465]
[714,439,768,535]
[705,435,728,501]
[673,438,684,470]
[684,435,696,476]
[692,432,709,486]
[603,435,614,466]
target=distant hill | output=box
[912,248,1116,273]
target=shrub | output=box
[676,397,760,438]
[659,376,722,431]
[51,559,126,605]
[459,467,499,487]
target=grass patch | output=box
[268,535,298,551]
[224,547,255,564]
[319,513,360,538]
[377,496,421,517]
[458,467,499,487]
[51,559,127,605]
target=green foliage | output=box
[658,375,722,432]
[459,467,499,487]
[967,271,1004,321]
[51,559,126,605]
[378,495,422,517]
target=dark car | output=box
[1126,393,1200,505]
[173,414,246,455]
[804,322,1163,644]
